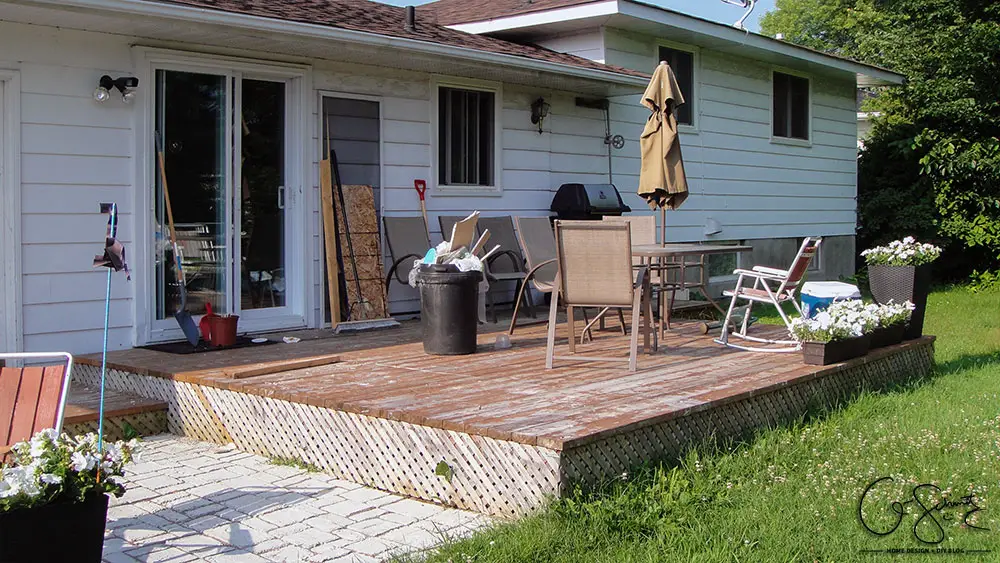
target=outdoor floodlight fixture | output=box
[94,75,139,104]
[530,97,551,134]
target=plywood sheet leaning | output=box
[333,184,389,321]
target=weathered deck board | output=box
[78,320,929,450]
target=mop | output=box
[92,202,130,471]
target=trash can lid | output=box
[801,281,861,299]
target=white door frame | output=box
[132,48,311,344]
[0,70,21,353]
[317,91,385,327]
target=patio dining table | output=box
[631,243,754,335]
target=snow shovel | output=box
[155,132,200,346]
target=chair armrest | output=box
[486,249,524,273]
[733,268,786,282]
[752,265,789,276]
[633,265,649,290]
[387,253,421,285]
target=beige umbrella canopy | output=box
[639,61,689,243]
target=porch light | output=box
[530,97,550,134]
[94,75,139,104]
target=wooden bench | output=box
[0,353,73,460]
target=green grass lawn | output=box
[409,287,1000,562]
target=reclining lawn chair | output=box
[1,352,74,461]
[715,237,822,352]
[383,216,431,292]
[546,220,654,372]
[438,215,531,323]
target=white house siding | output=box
[1,20,614,352]
[1,22,137,355]
[601,28,860,245]
[534,30,607,63]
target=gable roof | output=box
[151,0,646,78]
[419,0,595,26]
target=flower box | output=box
[0,493,108,562]
[801,334,871,366]
[869,264,932,340]
[869,324,906,349]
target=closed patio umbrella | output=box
[639,61,689,245]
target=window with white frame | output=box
[657,46,695,126]
[437,86,495,187]
[773,71,810,140]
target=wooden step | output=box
[63,383,168,441]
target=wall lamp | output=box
[530,97,550,134]
[94,75,139,104]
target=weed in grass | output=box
[269,456,322,473]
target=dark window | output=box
[438,86,495,186]
[773,72,810,140]
[657,46,695,126]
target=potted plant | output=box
[861,237,940,340]
[868,301,914,349]
[791,300,875,365]
[0,429,137,563]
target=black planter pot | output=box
[0,493,108,563]
[868,264,932,340]
[802,334,871,366]
[869,324,906,349]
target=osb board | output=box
[334,184,388,321]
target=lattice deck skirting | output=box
[74,339,934,517]
[64,410,168,443]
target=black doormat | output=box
[139,337,279,355]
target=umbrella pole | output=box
[660,206,666,247]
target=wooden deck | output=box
[73,319,935,516]
[63,383,168,440]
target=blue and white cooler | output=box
[800,281,862,318]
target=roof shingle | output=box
[419,0,596,26]
[153,0,646,79]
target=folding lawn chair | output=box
[546,220,654,372]
[715,237,822,352]
[1,352,74,461]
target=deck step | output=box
[63,383,168,441]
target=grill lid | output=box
[550,183,631,216]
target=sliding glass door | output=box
[152,67,299,339]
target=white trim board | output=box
[0,69,21,353]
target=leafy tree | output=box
[764,0,1000,280]
[760,0,861,55]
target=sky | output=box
[377,0,778,32]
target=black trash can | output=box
[415,264,482,355]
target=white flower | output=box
[71,452,94,472]
[39,473,62,485]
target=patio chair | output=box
[1,352,74,461]
[715,237,822,352]
[509,217,606,338]
[603,215,681,336]
[384,216,431,291]
[546,220,654,372]
[438,215,530,323]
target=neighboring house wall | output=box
[1,19,613,353]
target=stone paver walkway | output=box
[104,435,492,562]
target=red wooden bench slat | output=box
[32,365,65,435]
[8,367,44,449]
[0,367,23,447]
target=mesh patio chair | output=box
[546,220,655,373]
[603,215,681,336]
[509,217,603,339]
[1,353,74,461]
[383,216,431,291]
[439,215,531,323]
[715,237,822,352]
